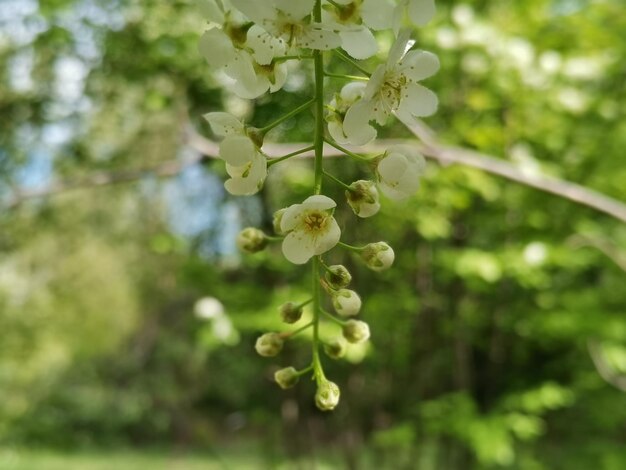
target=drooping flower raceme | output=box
[280,195,341,264]
[204,112,267,195]
[343,30,440,142]
[376,145,427,200]
[197,0,440,411]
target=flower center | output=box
[302,210,329,233]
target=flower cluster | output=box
[198,0,438,410]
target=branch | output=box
[397,114,626,224]
[5,121,626,227]
[588,340,626,392]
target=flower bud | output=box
[332,289,362,317]
[273,208,287,235]
[237,227,268,253]
[315,380,340,411]
[361,242,395,271]
[324,337,348,360]
[346,180,380,218]
[342,320,370,344]
[254,332,283,357]
[279,301,303,324]
[274,366,300,389]
[325,264,352,289]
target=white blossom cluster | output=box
[198,0,439,410]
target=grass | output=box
[0,447,341,470]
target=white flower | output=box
[280,195,341,264]
[232,0,341,51]
[327,82,376,146]
[332,289,362,317]
[224,153,268,196]
[198,2,287,99]
[343,30,439,140]
[393,0,436,29]
[377,144,426,200]
[204,112,268,195]
[346,180,380,218]
[194,297,225,320]
[323,0,395,59]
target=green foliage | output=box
[1,0,625,468]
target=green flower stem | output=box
[274,54,314,63]
[267,145,315,167]
[296,365,314,377]
[333,49,372,77]
[323,170,354,191]
[319,258,333,272]
[338,241,365,252]
[326,0,342,9]
[281,321,314,339]
[298,298,314,309]
[264,235,284,242]
[259,98,315,134]
[324,138,372,162]
[311,0,326,386]
[321,309,348,326]
[324,72,369,81]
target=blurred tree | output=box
[1,0,625,468]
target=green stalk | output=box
[324,72,369,81]
[338,241,365,252]
[323,170,354,191]
[311,0,326,385]
[325,138,371,162]
[259,98,315,133]
[267,145,315,167]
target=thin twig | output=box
[588,340,626,392]
[5,120,626,226]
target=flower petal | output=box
[198,0,224,23]
[312,218,341,255]
[282,230,316,264]
[299,25,342,50]
[408,0,436,27]
[203,112,244,137]
[339,25,378,60]
[340,81,367,101]
[342,99,377,146]
[224,153,267,196]
[275,0,315,19]
[398,83,438,117]
[362,0,395,30]
[247,24,285,65]
[400,50,440,81]
[328,121,350,144]
[220,135,256,166]
[387,29,412,66]
[198,28,235,68]
[301,195,337,211]
[280,203,303,233]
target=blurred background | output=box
[1,0,626,468]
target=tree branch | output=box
[587,340,626,392]
[5,120,626,227]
